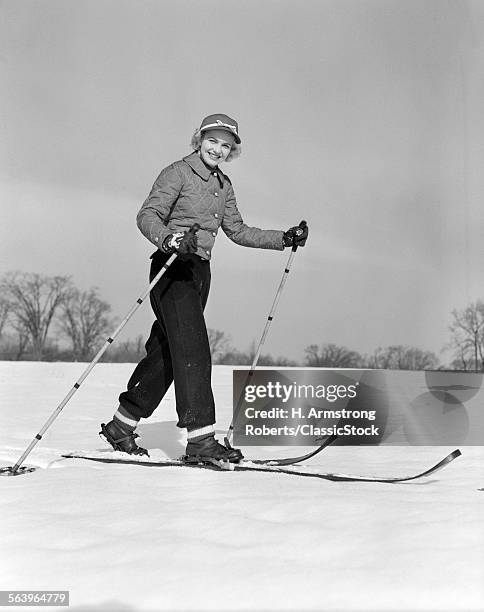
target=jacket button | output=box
[214,213,219,218]
[214,192,219,197]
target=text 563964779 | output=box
[0,591,69,607]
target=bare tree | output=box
[106,335,145,363]
[59,287,114,361]
[208,328,231,362]
[304,343,364,367]
[448,301,484,371]
[0,293,31,359]
[11,320,31,360]
[0,297,9,339]
[245,339,297,366]
[449,348,472,372]
[368,345,439,370]
[1,272,71,360]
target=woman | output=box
[100,113,308,463]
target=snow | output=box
[1,362,483,612]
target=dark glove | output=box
[162,231,198,254]
[283,223,308,248]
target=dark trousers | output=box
[119,252,215,430]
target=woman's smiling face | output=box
[199,129,235,167]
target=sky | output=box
[1,0,484,363]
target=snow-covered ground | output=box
[1,362,483,612]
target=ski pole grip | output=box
[292,219,307,251]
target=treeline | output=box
[210,336,442,369]
[208,306,484,372]
[0,272,483,371]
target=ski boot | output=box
[184,432,243,467]
[99,420,149,457]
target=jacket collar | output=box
[183,151,225,186]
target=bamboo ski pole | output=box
[225,220,307,447]
[4,224,200,476]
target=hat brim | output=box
[200,125,241,145]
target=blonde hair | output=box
[190,130,241,162]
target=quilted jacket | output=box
[136,152,285,260]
